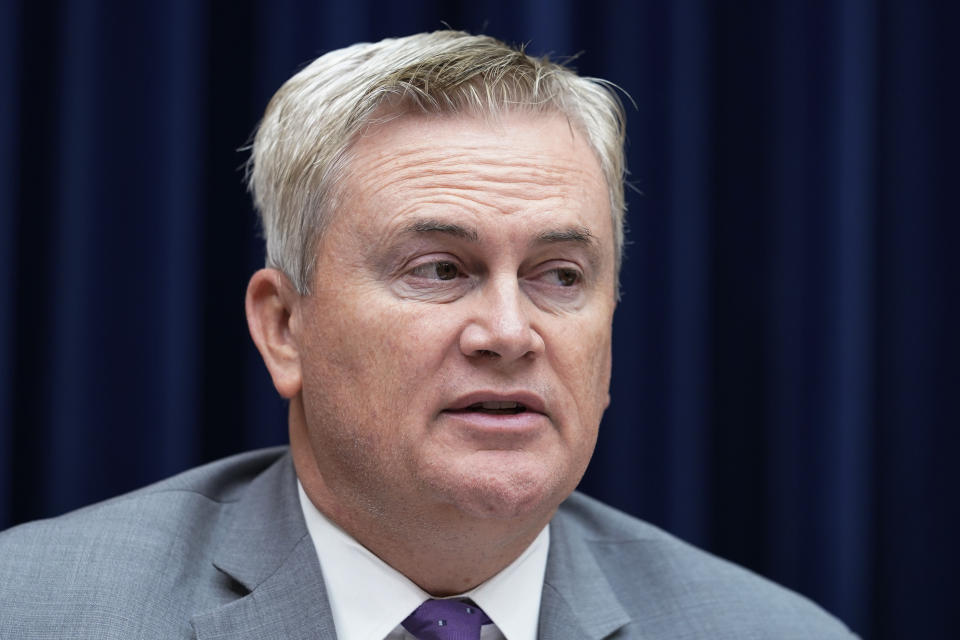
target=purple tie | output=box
[402,599,493,640]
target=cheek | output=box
[295,298,458,482]
[550,313,613,422]
[298,294,456,411]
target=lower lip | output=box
[440,409,548,435]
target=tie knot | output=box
[402,599,492,640]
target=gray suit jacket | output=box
[0,447,856,639]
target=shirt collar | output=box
[297,481,549,640]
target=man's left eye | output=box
[411,261,462,281]
[550,267,581,287]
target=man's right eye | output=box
[410,261,461,281]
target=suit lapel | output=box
[539,505,632,640]
[191,453,338,640]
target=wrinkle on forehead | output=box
[352,164,601,227]
[364,143,588,181]
[342,112,604,204]
[355,151,596,209]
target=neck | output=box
[288,399,554,596]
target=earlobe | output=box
[245,268,303,398]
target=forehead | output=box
[335,111,611,241]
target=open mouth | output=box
[460,401,527,415]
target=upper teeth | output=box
[473,401,521,410]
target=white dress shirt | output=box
[297,482,549,640]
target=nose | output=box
[459,277,545,363]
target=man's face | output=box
[291,110,616,525]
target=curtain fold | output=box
[0,0,20,532]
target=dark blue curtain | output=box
[2,2,957,638]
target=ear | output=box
[245,268,302,398]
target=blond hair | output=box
[247,30,627,293]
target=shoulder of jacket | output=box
[3,446,288,534]
[0,446,290,638]
[553,491,859,638]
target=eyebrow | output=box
[536,226,603,270]
[402,220,479,241]
[535,226,597,247]
[402,220,597,246]
[399,219,602,266]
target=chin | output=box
[430,456,574,521]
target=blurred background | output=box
[2,1,958,637]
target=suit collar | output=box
[539,498,632,640]
[191,452,338,640]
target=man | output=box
[0,31,856,639]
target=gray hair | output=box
[247,30,627,294]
